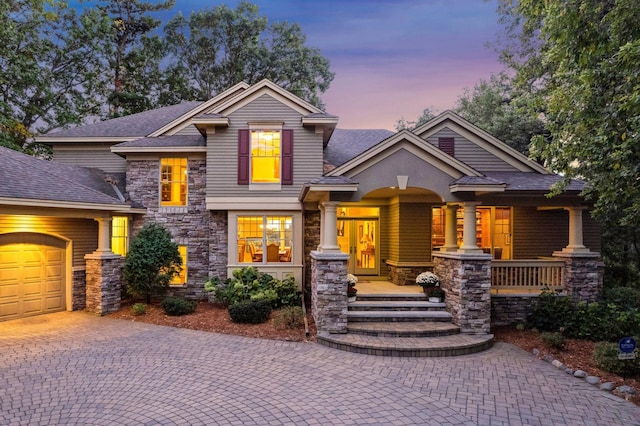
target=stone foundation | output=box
[434,252,492,334]
[553,251,603,303]
[310,251,349,334]
[71,267,87,310]
[386,262,433,286]
[85,254,124,315]
[491,294,539,327]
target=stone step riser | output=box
[348,305,446,312]
[347,316,452,323]
[356,295,426,302]
[347,329,459,338]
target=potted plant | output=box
[426,286,445,303]
[415,271,439,293]
[347,273,358,302]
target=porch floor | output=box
[356,280,423,294]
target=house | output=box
[1,79,602,333]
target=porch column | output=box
[319,201,341,253]
[442,204,459,252]
[563,206,589,253]
[94,217,113,254]
[317,203,325,250]
[458,202,482,253]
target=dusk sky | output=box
[176,0,506,130]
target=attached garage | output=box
[0,233,67,321]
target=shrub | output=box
[527,289,575,332]
[604,287,640,310]
[123,223,182,303]
[593,341,640,378]
[273,306,304,329]
[541,331,566,350]
[161,296,197,316]
[208,268,300,309]
[228,299,272,324]
[131,303,147,316]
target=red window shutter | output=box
[238,129,250,185]
[438,137,455,156]
[281,129,293,185]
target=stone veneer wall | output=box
[386,264,434,286]
[303,211,321,295]
[127,159,210,299]
[71,268,86,310]
[491,294,539,327]
[85,254,123,315]
[434,253,492,334]
[554,252,603,303]
[310,251,349,334]
[208,211,228,281]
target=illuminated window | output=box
[443,206,511,259]
[431,207,445,248]
[170,245,187,285]
[160,158,187,206]
[111,216,129,256]
[237,215,292,263]
[251,131,281,183]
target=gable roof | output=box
[324,128,395,169]
[413,110,549,174]
[0,147,134,210]
[38,102,203,140]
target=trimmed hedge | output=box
[161,296,197,316]
[228,299,272,324]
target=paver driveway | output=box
[1,312,639,425]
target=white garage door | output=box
[0,233,66,321]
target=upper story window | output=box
[238,129,293,187]
[160,158,187,206]
[251,130,281,183]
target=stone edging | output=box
[533,348,637,398]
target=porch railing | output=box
[491,260,564,293]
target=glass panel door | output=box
[337,218,378,275]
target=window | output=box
[160,158,187,206]
[431,207,445,248]
[237,216,293,263]
[111,216,129,256]
[170,245,187,285]
[238,129,293,185]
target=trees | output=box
[123,223,182,303]
[497,0,640,284]
[163,1,334,108]
[454,73,546,156]
[394,107,436,131]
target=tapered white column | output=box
[442,204,459,252]
[563,206,589,253]
[458,202,482,253]
[94,217,113,254]
[320,201,341,253]
[318,203,325,250]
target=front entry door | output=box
[337,219,378,275]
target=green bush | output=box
[207,267,300,309]
[541,331,566,350]
[161,296,197,316]
[593,341,640,378]
[131,303,147,316]
[527,289,574,331]
[228,299,272,324]
[273,306,304,329]
[123,223,182,303]
[604,287,640,310]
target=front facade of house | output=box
[0,80,602,327]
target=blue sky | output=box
[174,0,506,129]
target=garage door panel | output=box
[0,234,66,321]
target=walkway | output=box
[1,312,639,425]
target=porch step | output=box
[356,293,426,302]
[348,321,460,337]
[317,331,494,357]
[348,300,445,311]
[347,310,452,322]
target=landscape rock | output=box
[574,370,588,378]
[618,385,636,395]
[586,376,600,385]
[599,382,615,391]
[551,359,564,369]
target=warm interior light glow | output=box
[251,130,281,183]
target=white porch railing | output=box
[491,260,564,293]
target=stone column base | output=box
[310,251,349,334]
[553,251,603,303]
[85,253,124,315]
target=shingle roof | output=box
[484,172,586,192]
[44,102,203,138]
[114,135,205,148]
[324,128,394,168]
[0,147,128,206]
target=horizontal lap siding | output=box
[512,207,568,259]
[387,203,400,262]
[52,144,127,173]
[426,128,519,172]
[399,203,431,262]
[378,206,390,277]
[0,216,98,266]
[206,95,323,198]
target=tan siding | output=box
[206,94,324,198]
[175,125,202,136]
[378,205,390,277]
[387,202,400,262]
[425,127,519,173]
[398,203,431,262]
[0,216,98,266]
[512,207,568,258]
[583,214,602,252]
[51,144,126,173]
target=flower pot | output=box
[348,296,357,303]
[428,296,442,303]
